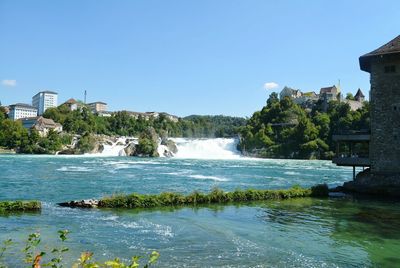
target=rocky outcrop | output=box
[124,143,137,156]
[57,148,81,155]
[91,143,104,154]
[162,139,178,154]
[58,199,99,208]
[341,168,400,196]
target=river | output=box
[1,139,400,267]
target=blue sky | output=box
[1,0,399,117]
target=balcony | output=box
[332,131,370,178]
[332,157,370,166]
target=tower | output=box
[359,35,400,174]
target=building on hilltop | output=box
[32,91,58,115]
[8,103,38,120]
[354,88,365,102]
[319,85,341,112]
[343,99,364,111]
[319,85,341,102]
[63,98,79,111]
[125,111,179,122]
[279,86,302,100]
[97,111,113,117]
[20,116,63,137]
[342,88,366,111]
[293,91,319,108]
[88,101,107,113]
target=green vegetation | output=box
[238,93,370,159]
[182,115,246,137]
[136,127,159,157]
[0,107,71,154]
[0,230,159,268]
[42,105,246,138]
[0,201,41,212]
[98,184,328,209]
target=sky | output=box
[1,0,400,117]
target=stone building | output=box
[333,35,400,194]
[319,85,341,102]
[359,35,400,174]
[279,86,302,100]
[20,116,63,136]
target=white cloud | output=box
[263,82,279,90]
[1,79,17,87]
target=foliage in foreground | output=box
[99,184,328,209]
[0,230,159,268]
[0,201,41,213]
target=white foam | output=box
[171,138,241,160]
[56,166,92,172]
[188,174,229,182]
[283,171,300,175]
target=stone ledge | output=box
[341,168,400,196]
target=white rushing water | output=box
[171,138,241,159]
[98,137,128,156]
[92,137,241,159]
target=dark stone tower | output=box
[359,35,400,174]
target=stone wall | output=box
[369,54,400,174]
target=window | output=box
[384,65,396,73]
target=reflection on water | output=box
[260,196,400,267]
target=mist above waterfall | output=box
[171,138,241,159]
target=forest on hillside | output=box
[238,92,370,159]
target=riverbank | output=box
[0,147,15,154]
[0,200,41,212]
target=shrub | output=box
[0,230,159,268]
[0,201,41,213]
[98,185,326,209]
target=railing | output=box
[333,129,370,135]
[332,157,371,166]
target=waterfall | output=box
[99,137,127,156]
[171,138,241,159]
[86,136,241,159]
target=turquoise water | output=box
[1,155,400,267]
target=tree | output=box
[136,127,159,157]
[346,93,355,100]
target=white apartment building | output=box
[8,103,38,120]
[32,91,58,115]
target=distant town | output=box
[0,91,180,136]
[0,84,366,137]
